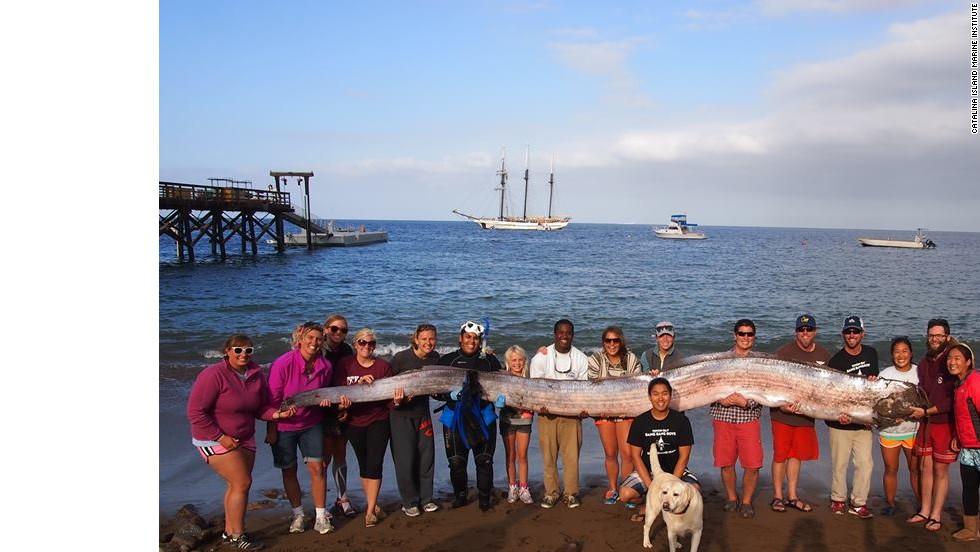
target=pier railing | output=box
[159,181,291,209]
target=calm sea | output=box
[159,221,980,513]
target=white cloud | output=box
[548,38,644,78]
[757,0,927,16]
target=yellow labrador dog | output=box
[642,444,703,551]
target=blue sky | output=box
[161,0,978,231]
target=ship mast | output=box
[522,144,530,221]
[548,154,555,219]
[495,148,507,221]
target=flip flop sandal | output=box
[785,498,813,512]
[723,500,739,512]
[740,504,756,519]
[906,513,928,524]
[771,498,786,512]
[630,512,646,523]
[926,519,943,532]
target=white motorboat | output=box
[267,221,388,247]
[654,214,707,240]
[453,146,570,231]
[857,228,936,249]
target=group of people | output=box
[186,313,980,549]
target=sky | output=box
[160,0,978,230]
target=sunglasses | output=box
[603,337,622,344]
[735,331,755,337]
[843,329,862,335]
[356,340,377,347]
[231,346,254,355]
[796,327,815,333]
[328,326,349,334]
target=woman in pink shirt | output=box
[266,322,334,536]
[187,334,296,550]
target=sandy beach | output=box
[159,470,972,552]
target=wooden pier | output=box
[159,172,325,261]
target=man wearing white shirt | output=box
[529,319,590,508]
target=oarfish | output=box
[282,352,928,428]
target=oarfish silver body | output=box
[282,352,927,428]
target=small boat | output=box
[267,221,388,247]
[654,214,707,240]
[857,228,936,249]
[453,146,570,231]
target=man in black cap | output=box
[640,321,683,375]
[826,315,879,519]
[770,314,831,513]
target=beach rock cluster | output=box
[159,504,218,552]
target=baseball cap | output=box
[654,321,675,337]
[842,316,864,332]
[460,320,485,336]
[795,314,816,331]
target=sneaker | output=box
[402,505,421,517]
[452,493,468,509]
[831,500,846,515]
[541,494,559,509]
[289,513,306,534]
[507,485,519,504]
[564,494,581,509]
[423,501,440,513]
[336,498,357,518]
[603,490,619,505]
[313,516,334,535]
[848,504,874,519]
[223,533,264,550]
[518,486,533,504]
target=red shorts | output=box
[712,419,764,469]
[771,420,819,462]
[914,422,957,463]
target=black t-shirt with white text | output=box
[627,409,694,475]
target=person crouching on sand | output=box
[618,377,700,523]
[266,322,334,535]
[187,334,297,550]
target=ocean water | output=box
[159,221,980,513]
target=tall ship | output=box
[453,146,570,231]
[653,214,707,240]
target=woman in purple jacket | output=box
[267,322,334,536]
[187,334,296,550]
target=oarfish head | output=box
[873,381,929,429]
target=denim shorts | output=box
[271,424,325,469]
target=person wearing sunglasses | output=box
[436,320,503,511]
[266,322,335,535]
[825,316,879,519]
[906,318,958,531]
[529,319,590,509]
[640,321,683,375]
[331,327,402,528]
[710,319,764,519]
[320,314,357,518]
[770,314,831,514]
[187,334,297,550]
[587,326,642,506]
[389,324,441,517]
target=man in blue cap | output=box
[770,314,831,513]
[826,315,879,519]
